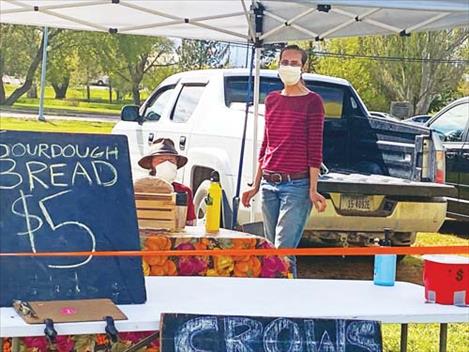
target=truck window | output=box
[144,86,175,121]
[431,102,468,142]
[225,76,345,119]
[305,84,344,119]
[171,84,205,123]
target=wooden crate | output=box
[135,192,177,231]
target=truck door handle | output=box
[148,133,155,145]
[179,136,187,150]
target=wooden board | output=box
[135,192,177,231]
[160,313,383,352]
[14,299,127,324]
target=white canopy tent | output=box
[1,0,468,224]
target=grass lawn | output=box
[0,116,115,134]
[1,116,468,351]
[3,84,150,115]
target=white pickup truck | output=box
[112,69,455,246]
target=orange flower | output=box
[233,257,261,277]
[2,339,11,352]
[231,238,257,261]
[95,334,108,345]
[150,265,165,276]
[164,260,177,275]
[150,260,177,276]
[144,254,168,266]
[144,236,172,251]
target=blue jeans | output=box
[261,178,312,278]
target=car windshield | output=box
[225,76,346,119]
[430,102,468,142]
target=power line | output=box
[221,41,468,64]
[310,50,469,64]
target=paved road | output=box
[0,109,119,123]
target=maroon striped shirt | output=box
[259,91,325,173]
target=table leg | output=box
[439,323,448,352]
[400,323,408,352]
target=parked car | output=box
[404,114,432,125]
[369,111,399,121]
[90,75,109,86]
[113,69,454,246]
[426,97,469,221]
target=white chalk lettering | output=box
[62,144,75,158]
[51,144,63,158]
[346,322,380,352]
[106,146,119,160]
[263,318,302,352]
[92,160,118,187]
[90,146,104,159]
[0,143,9,158]
[224,317,263,352]
[37,144,51,159]
[175,316,218,352]
[71,161,93,186]
[317,331,335,352]
[11,143,26,157]
[25,161,49,191]
[49,163,67,187]
[38,190,96,269]
[76,146,90,159]
[11,190,43,252]
[0,159,23,189]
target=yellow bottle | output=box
[205,171,222,234]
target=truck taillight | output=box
[435,151,446,184]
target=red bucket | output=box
[423,255,469,306]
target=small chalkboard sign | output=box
[161,314,382,352]
[0,131,146,307]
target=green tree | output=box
[98,34,174,105]
[0,25,59,105]
[361,29,468,115]
[177,40,230,71]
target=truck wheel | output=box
[193,180,211,224]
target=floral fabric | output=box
[141,233,291,278]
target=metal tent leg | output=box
[400,323,408,352]
[439,323,448,352]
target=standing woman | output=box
[242,45,327,277]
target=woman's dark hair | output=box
[279,44,308,66]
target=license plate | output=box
[340,195,374,212]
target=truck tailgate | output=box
[318,172,456,198]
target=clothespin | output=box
[104,316,119,343]
[44,319,58,345]
[12,300,38,319]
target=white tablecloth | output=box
[1,276,468,337]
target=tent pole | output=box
[231,45,255,229]
[38,26,48,122]
[250,46,261,222]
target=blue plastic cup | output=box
[374,254,397,286]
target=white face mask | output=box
[154,161,178,183]
[278,65,302,86]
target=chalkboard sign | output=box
[0,131,146,307]
[161,314,382,352]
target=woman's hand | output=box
[310,189,327,212]
[242,187,259,208]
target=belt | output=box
[262,171,309,183]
